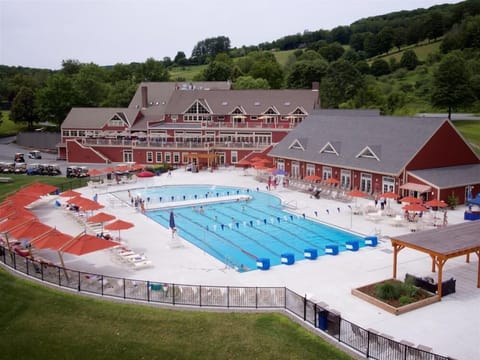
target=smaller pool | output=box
[133,185,365,271]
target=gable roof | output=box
[408,164,480,189]
[269,110,447,175]
[62,108,140,129]
[164,90,319,115]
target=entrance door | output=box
[360,173,372,194]
[123,150,133,163]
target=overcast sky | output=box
[0,0,461,69]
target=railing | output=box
[0,246,450,360]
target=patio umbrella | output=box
[380,191,399,200]
[59,234,120,256]
[236,159,251,167]
[346,189,368,207]
[401,196,422,204]
[104,219,134,240]
[30,229,72,250]
[87,212,116,232]
[88,168,103,177]
[59,190,81,198]
[324,178,340,185]
[5,193,41,207]
[0,216,36,233]
[67,196,104,211]
[304,175,322,182]
[0,207,36,221]
[131,163,144,171]
[103,167,115,173]
[9,221,53,240]
[16,183,58,196]
[137,171,155,178]
[425,199,448,208]
[402,204,428,212]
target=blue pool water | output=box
[141,185,365,271]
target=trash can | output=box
[318,310,328,330]
[256,258,270,270]
[304,248,318,260]
[345,240,359,251]
[325,244,339,255]
[281,253,295,265]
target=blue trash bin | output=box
[318,310,328,330]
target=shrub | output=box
[399,295,413,306]
[375,281,401,300]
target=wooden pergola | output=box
[390,221,480,297]
[185,153,220,170]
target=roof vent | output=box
[254,101,260,106]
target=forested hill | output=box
[1,0,480,128]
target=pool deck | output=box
[31,167,479,359]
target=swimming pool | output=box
[137,185,365,271]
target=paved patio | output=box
[31,167,479,359]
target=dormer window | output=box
[319,142,339,156]
[356,146,380,161]
[289,139,305,151]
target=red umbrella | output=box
[103,167,115,173]
[17,183,58,196]
[67,197,104,211]
[59,190,81,198]
[31,229,73,250]
[403,204,428,212]
[381,191,399,199]
[88,168,103,176]
[131,163,144,171]
[304,175,322,182]
[0,207,36,221]
[137,171,155,178]
[324,178,340,185]
[236,159,251,167]
[5,193,41,207]
[87,212,116,223]
[346,189,367,198]
[401,196,422,204]
[9,221,53,240]
[0,216,36,233]
[104,219,134,240]
[425,199,448,208]
[59,234,120,256]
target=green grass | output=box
[453,120,480,154]
[273,49,297,67]
[0,269,351,360]
[169,65,207,81]
[374,41,441,64]
[0,175,87,200]
[0,111,26,136]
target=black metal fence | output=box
[0,246,451,360]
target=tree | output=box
[431,52,474,119]
[233,76,270,89]
[174,51,188,66]
[203,60,232,81]
[399,50,420,70]
[320,60,364,108]
[377,27,395,54]
[424,11,444,42]
[73,64,108,107]
[318,43,345,62]
[370,59,390,77]
[286,59,328,88]
[191,36,231,65]
[36,73,76,125]
[10,86,36,128]
[136,58,170,82]
[61,59,82,75]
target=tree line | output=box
[2,0,480,128]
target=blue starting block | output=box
[256,258,270,270]
[304,248,318,260]
[325,244,339,255]
[281,253,295,265]
[345,240,359,251]
[364,236,378,247]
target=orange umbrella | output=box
[403,204,428,212]
[401,196,422,204]
[59,190,81,198]
[0,206,36,221]
[103,167,115,173]
[347,190,368,198]
[87,212,116,223]
[104,219,134,240]
[30,229,73,250]
[381,191,399,199]
[304,175,322,182]
[17,183,58,196]
[236,159,251,167]
[5,193,41,207]
[425,199,448,208]
[9,221,53,240]
[131,163,144,171]
[88,168,103,176]
[0,216,35,233]
[59,234,120,256]
[67,197,104,211]
[324,178,340,185]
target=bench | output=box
[405,273,456,296]
[0,177,13,183]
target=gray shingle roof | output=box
[164,90,320,115]
[62,108,140,129]
[409,164,480,189]
[268,110,447,175]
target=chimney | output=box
[141,86,148,109]
[312,82,321,109]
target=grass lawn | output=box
[0,111,26,136]
[169,65,207,81]
[0,270,351,360]
[453,120,480,154]
[0,175,87,200]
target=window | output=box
[156,152,163,163]
[62,130,70,137]
[319,142,339,155]
[356,146,380,161]
[340,170,351,189]
[382,177,395,193]
[306,164,316,176]
[165,152,171,163]
[183,100,212,122]
[289,139,305,151]
[78,130,85,137]
[173,152,180,164]
[360,173,372,193]
[322,167,332,180]
[231,151,238,164]
[146,151,153,163]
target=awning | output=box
[399,182,432,193]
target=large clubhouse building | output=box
[60,82,479,204]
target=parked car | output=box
[14,153,25,163]
[66,166,89,178]
[27,164,40,175]
[14,163,27,174]
[28,150,42,159]
[46,164,61,176]
[3,162,15,173]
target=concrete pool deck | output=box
[31,167,479,359]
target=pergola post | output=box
[434,257,447,297]
[391,242,404,279]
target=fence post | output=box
[122,278,126,299]
[303,294,307,321]
[147,281,150,302]
[172,284,175,305]
[199,285,202,307]
[366,330,371,358]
